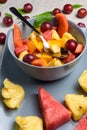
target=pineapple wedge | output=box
[78,70,87,92]
[47,58,63,67]
[16,116,43,130]
[18,50,28,61]
[1,78,25,109]
[65,94,87,121]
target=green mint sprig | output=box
[33,11,53,28]
[17,8,27,15]
[5,13,12,18]
[73,4,82,9]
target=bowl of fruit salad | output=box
[7,12,87,81]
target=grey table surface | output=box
[0,0,87,130]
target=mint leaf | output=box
[73,4,82,9]
[5,13,12,18]
[33,11,53,28]
[17,8,27,15]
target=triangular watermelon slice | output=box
[38,87,71,130]
[74,114,87,130]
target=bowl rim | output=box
[7,18,87,69]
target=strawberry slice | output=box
[38,87,71,130]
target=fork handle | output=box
[9,7,40,35]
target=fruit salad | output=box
[13,13,84,67]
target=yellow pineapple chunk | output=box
[32,39,43,52]
[62,32,76,40]
[52,29,60,40]
[18,50,28,61]
[48,40,61,53]
[78,70,87,92]
[47,58,63,67]
[61,32,76,47]
[65,94,87,121]
[1,78,25,109]
[29,31,36,39]
[16,116,43,130]
[41,52,52,63]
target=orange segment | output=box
[28,40,36,54]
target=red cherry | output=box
[23,3,33,13]
[0,32,6,45]
[23,54,36,64]
[77,22,86,28]
[24,15,30,19]
[63,4,73,14]
[41,22,52,33]
[66,39,77,52]
[0,0,7,3]
[3,16,13,27]
[52,8,61,15]
[77,8,87,18]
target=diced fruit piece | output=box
[75,44,84,54]
[78,70,87,92]
[15,44,28,56]
[62,32,76,41]
[31,59,47,67]
[65,94,87,121]
[55,13,69,37]
[23,38,30,45]
[51,47,68,59]
[29,31,37,39]
[18,50,28,61]
[47,58,63,67]
[74,114,87,130]
[36,52,52,63]
[62,51,75,64]
[28,40,36,54]
[29,31,43,52]
[41,53,52,63]
[16,116,43,130]
[1,78,25,109]
[32,39,43,52]
[52,29,60,40]
[38,87,71,130]
[61,32,76,48]
[13,24,23,48]
[42,30,52,41]
[48,40,61,53]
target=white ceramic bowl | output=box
[7,17,87,81]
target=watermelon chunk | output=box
[74,114,87,130]
[62,51,75,64]
[42,30,52,41]
[38,87,71,130]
